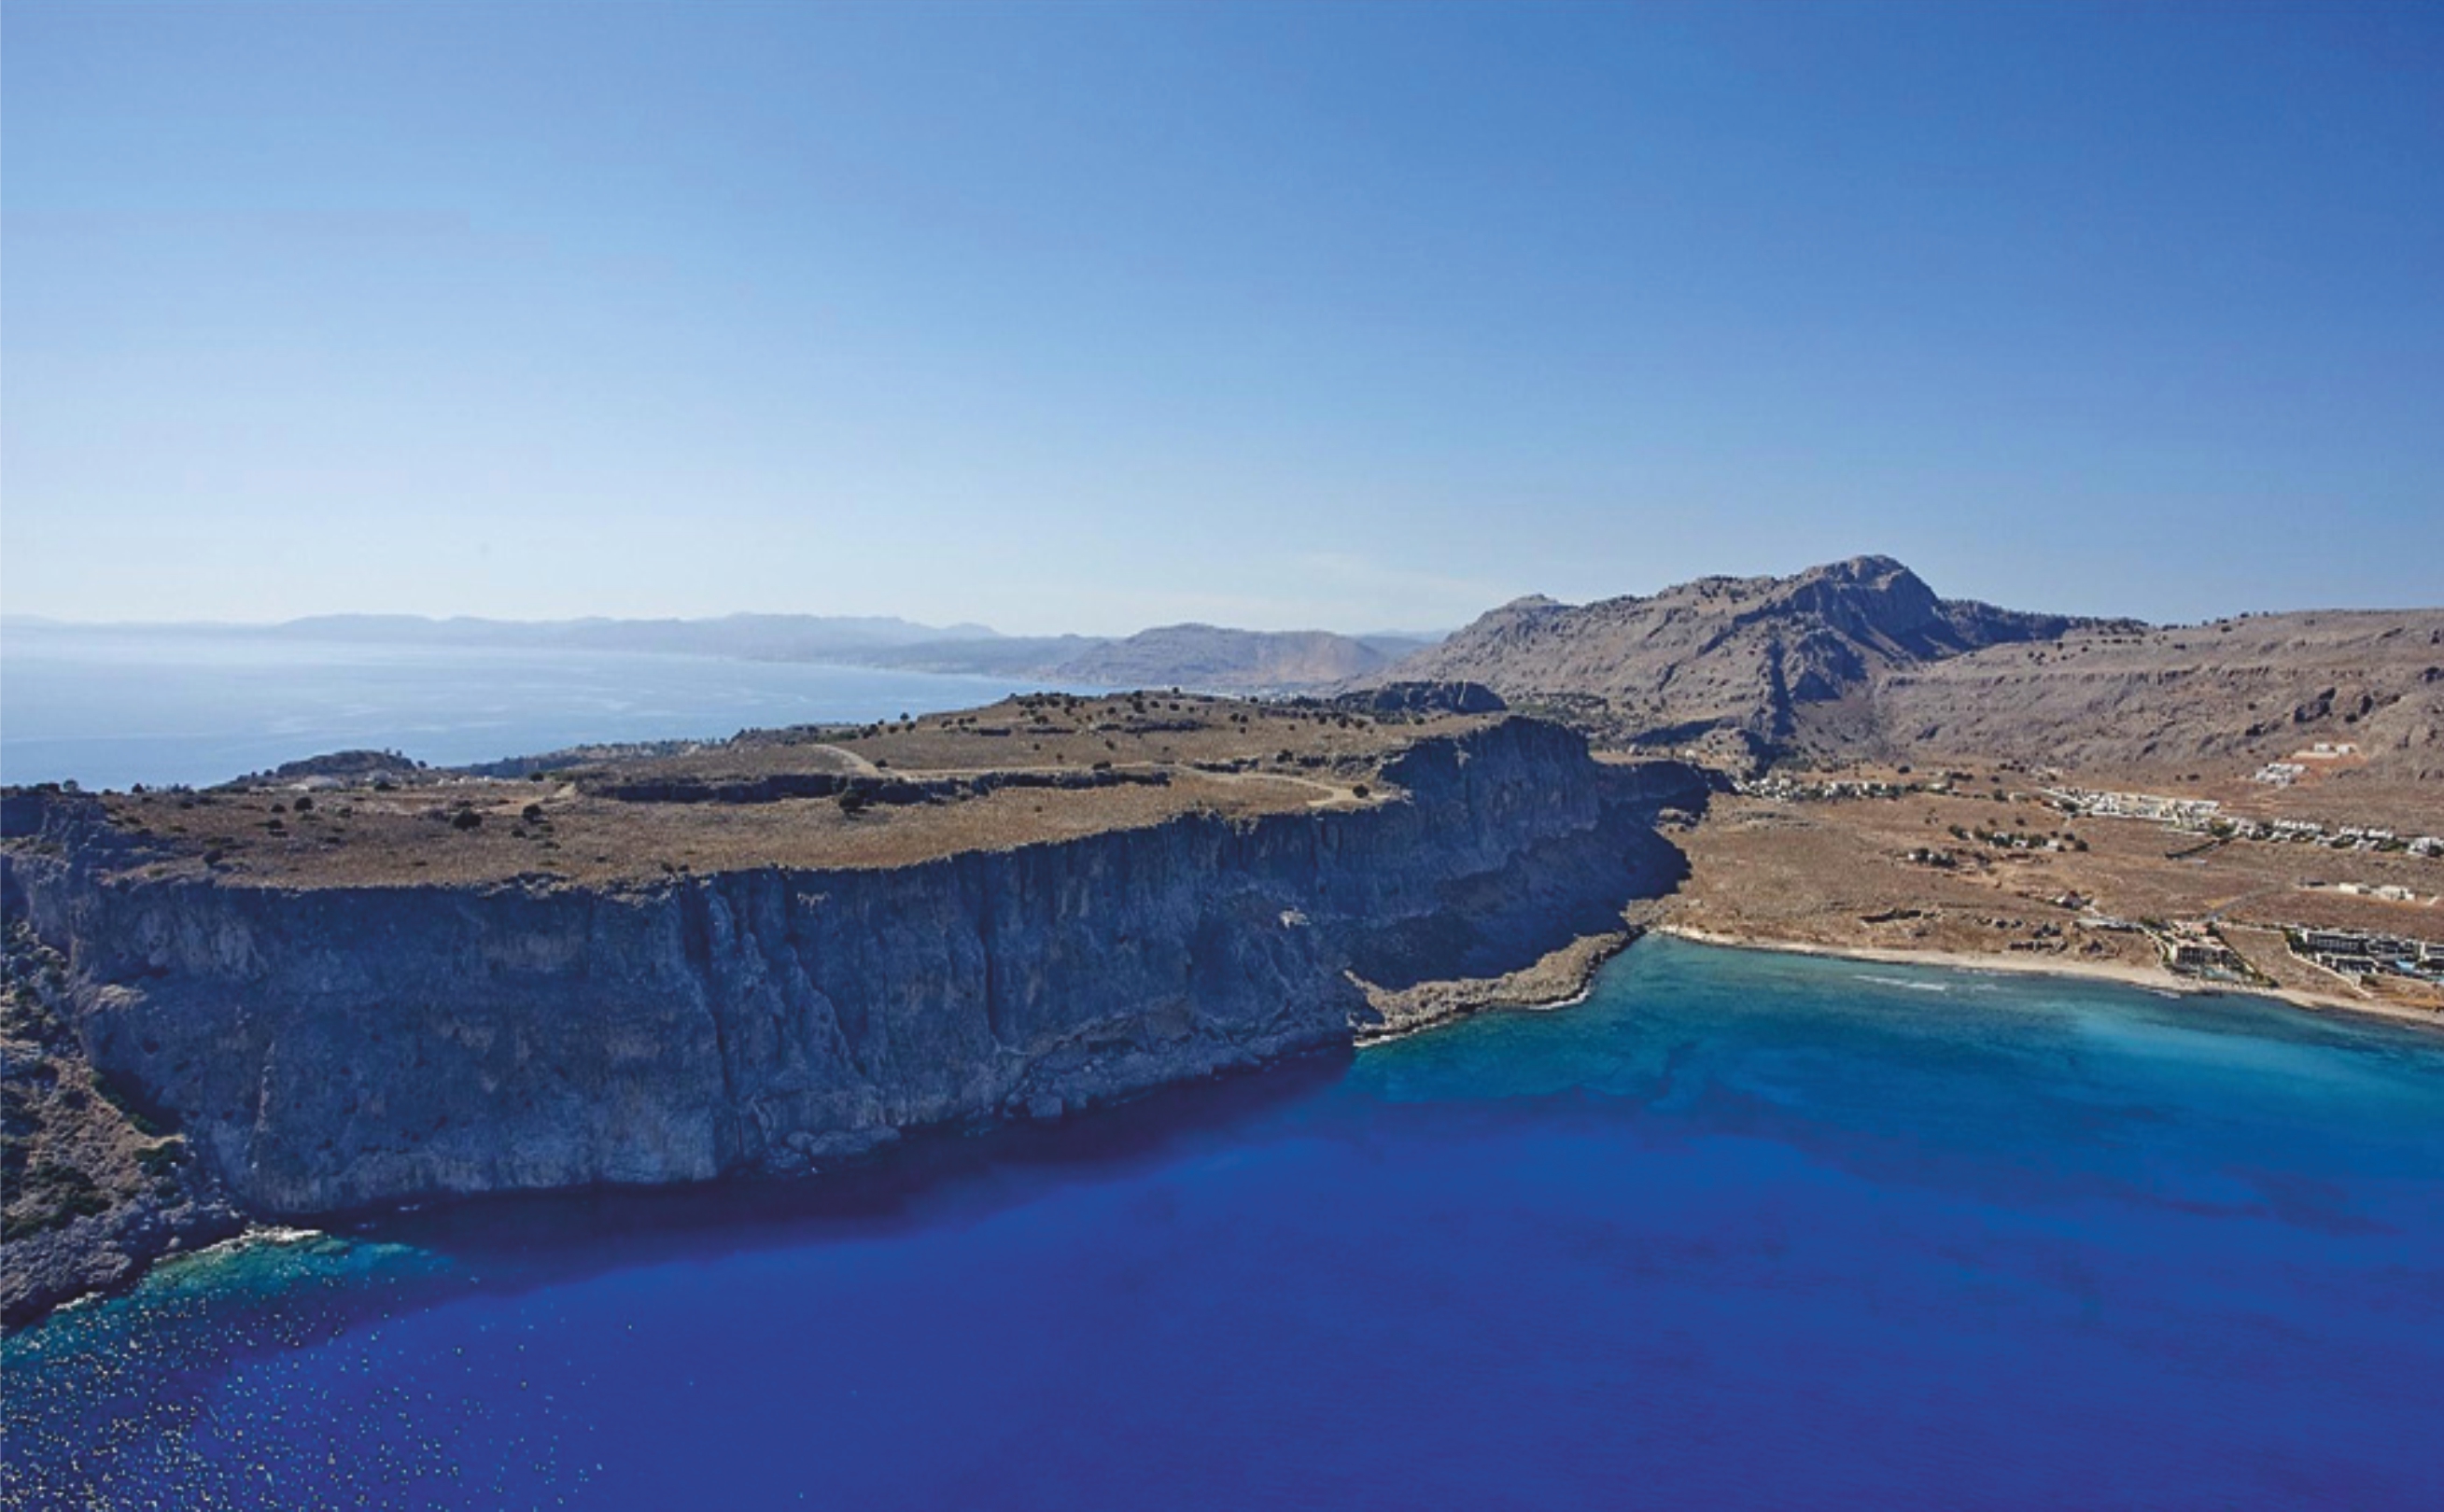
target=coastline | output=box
[1653,924,2444,1034]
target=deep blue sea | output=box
[5,937,2439,1509]
[0,625,1082,791]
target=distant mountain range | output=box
[1369,554,2443,779]
[0,612,1438,694]
[267,612,1002,660]
[1049,625,1431,689]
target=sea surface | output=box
[5,937,2439,1509]
[0,624,1081,791]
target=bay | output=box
[6,936,2438,1509]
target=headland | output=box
[1,685,1703,1325]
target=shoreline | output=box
[1653,924,2444,1034]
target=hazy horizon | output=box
[7,4,2440,635]
[4,553,2440,644]
[7,534,2438,638]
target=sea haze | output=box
[0,624,1091,791]
[6,937,2438,1509]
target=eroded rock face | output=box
[3,721,1701,1231]
[1,918,245,1328]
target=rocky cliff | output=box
[2,719,1701,1320]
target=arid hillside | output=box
[1371,556,2441,784]
[1867,611,2444,780]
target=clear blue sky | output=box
[5,2,2437,635]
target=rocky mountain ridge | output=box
[1373,555,2119,758]
[1369,555,2441,779]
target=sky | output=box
[4,2,2438,637]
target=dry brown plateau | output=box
[77,693,1490,890]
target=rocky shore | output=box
[1352,919,1658,1044]
[2,919,246,1327]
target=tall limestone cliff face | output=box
[3,720,1702,1221]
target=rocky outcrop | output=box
[2,721,1702,1319]
[1335,681,1508,718]
[261,749,423,783]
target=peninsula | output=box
[1,688,1703,1324]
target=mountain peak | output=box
[1365,555,2114,754]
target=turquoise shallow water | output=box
[5,937,2441,1508]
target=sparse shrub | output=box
[452,809,483,832]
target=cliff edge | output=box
[2,700,1704,1325]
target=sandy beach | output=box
[1655,924,2444,1034]
[1361,920,2444,1046]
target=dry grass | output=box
[83,694,1494,889]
